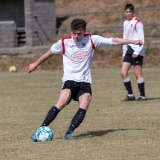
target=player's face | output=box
[71,29,85,42]
[124,9,134,20]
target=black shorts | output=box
[61,80,92,104]
[123,46,144,65]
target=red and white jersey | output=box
[123,17,145,56]
[50,34,113,83]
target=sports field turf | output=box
[0,68,160,160]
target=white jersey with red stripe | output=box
[123,17,145,56]
[50,34,113,83]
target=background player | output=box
[121,4,146,101]
[28,18,143,141]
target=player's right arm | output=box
[28,39,62,73]
[28,49,53,73]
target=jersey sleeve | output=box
[132,22,145,55]
[91,35,113,47]
[50,39,62,54]
[135,22,144,43]
[122,45,128,56]
[122,21,128,56]
[122,44,127,56]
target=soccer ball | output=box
[35,126,53,142]
[9,66,17,72]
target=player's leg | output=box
[30,81,72,142]
[63,82,92,140]
[63,93,92,140]
[133,58,146,101]
[121,62,135,101]
[40,88,71,126]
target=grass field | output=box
[0,68,160,160]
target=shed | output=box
[0,0,56,47]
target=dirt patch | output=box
[0,47,159,72]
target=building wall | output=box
[0,21,17,48]
[25,0,56,46]
[0,0,25,28]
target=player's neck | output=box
[127,17,135,21]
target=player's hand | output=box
[132,54,138,58]
[28,63,37,73]
[134,40,143,46]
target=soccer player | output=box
[28,18,142,141]
[121,4,146,101]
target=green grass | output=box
[0,68,160,160]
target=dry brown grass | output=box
[55,0,160,39]
[56,0,160,14]
[0,46,160,72]
[0,68,160,160]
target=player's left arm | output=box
[91,35,142,48]
[136,22,145,43]
[131,22,144,58]
[112,38,143,46]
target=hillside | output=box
[0,0,160,72]
[56,0,160,14]
[55,0,160,39]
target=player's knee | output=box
[120,71,124,77]
[79,94,91,110]
[134,72,142,79]
[80,101,90,109]
[55,100,68,110]
[121,71,128,78]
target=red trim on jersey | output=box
[61,35,72,54]
[134,17,141,32]
[89,34,96,50]
[84,34,89,37]
[61,38,65,54]
[61,34,96,54]
[84,34,95,49]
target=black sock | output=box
[138,82,145,97]
[65,108,86,135]
[124,81,133,95]
[41,106,60,126]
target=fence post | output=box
[77,13,80,18]
[120,10,123,25]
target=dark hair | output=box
[124,3,134,12]
[70,18,87,31]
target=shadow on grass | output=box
[146,97,160,100]
[76,128,147,138]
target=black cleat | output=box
[63,134,77,140]
[121,96,135,101]
[136,97,147,101]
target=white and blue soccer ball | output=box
[36,126,53,142]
